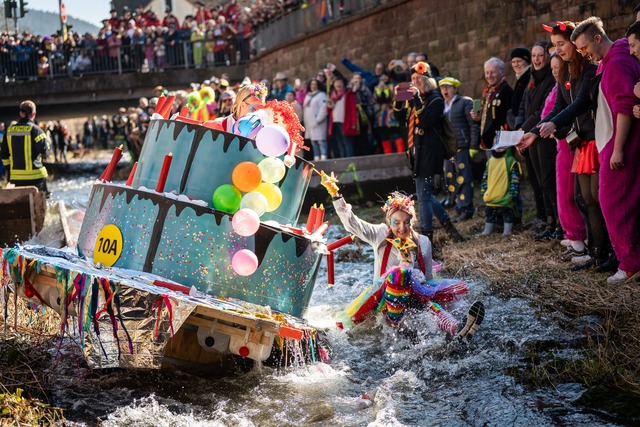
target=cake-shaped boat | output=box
[0,105,331,371]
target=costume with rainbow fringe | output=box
[332,193,468,332]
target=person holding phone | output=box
[393,62,463,245]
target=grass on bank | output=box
[0,298,66,425]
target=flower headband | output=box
[411,61,430,76]
[243,82,268,102]
[382,191,415,217]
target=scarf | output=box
[386,237,417,263]
[330,89,345,104]
[480,77,508,134]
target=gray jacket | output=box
[445,95,480,149]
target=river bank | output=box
[1,170,639,425]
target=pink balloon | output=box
[232,208,260,236]
[232,249,259,276]
[255,124,290,157]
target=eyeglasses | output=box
[575,35,597,55]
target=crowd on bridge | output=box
[0,0,326,81]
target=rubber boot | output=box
[480,223,495,236]
[502,222,513,236]
[394,138,405,153]
[442,218,464,242]
[381,140,392,154]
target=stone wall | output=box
[248,0,637,97]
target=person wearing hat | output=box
[108,9,121,30]
[271,71,293,101]
[320,174,485,336]
[1,100,51,195]
[195,1,212,25]
[439,77,479,222]
[393,62,464,244]
[507,47,532,131]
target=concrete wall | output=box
[248,0,637,97]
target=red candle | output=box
[314,204,325,232]
[327,251,335,287]
[314,221,329,235]
[305,204,318,233]
[99,145,123,182]
[125,161,138,186]
[160,95,175,119]
[156,153,173,193]
[180,105,189,117]
[327,234,354,251]
[155,95,166,115]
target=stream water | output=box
[41,176,621,427]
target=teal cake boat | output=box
[0,114,330,372]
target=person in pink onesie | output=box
[572,17,640,284]
[544,54,587,255]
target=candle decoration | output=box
[99,145,123,182]
[125,162,138,186]
[313,204,325,232]
[327,251,335,287]
[155,153,173,193]
[327,234,354,251]
[306,204,319,233]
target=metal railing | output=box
[1,39,248,82]
[253,0,383,55]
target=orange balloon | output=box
[232,162,262,192]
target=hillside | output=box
[1,9,99,36]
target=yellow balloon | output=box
[256,182,282,212]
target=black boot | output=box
[534,225,553,240]
[595,252,619,273]
[442,219,464,243]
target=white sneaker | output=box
[607,269,631,285]
[571,254,591,264]
[560,239,572,247]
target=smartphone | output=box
[472,99,482,115]
[395,82,414,101]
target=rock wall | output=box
[248,0,637,97]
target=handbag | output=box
[565,127,582,150]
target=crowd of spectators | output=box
[0,0,323,82]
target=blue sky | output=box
[29,0,110,27]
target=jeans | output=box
[311,139,328,158]
[414,176,450,234]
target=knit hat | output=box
[438,77,461,88]
[509,47,531,63]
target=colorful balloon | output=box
[232,161,262,192]
[255,124,290,157]
[232,208,261,236]
[240,191,269,217]
[212,184,242,214]
[232,249,259,276]
[258,157,286,183]
[256,182,282,212]
[231,113,263,139]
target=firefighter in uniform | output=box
[1,100,51,195]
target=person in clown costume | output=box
[321,173,484,338]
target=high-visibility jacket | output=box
[1,118,50,181]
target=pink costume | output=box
[595,38,640,273]
[543,85,586,241]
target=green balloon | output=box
[212,184,242,214]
